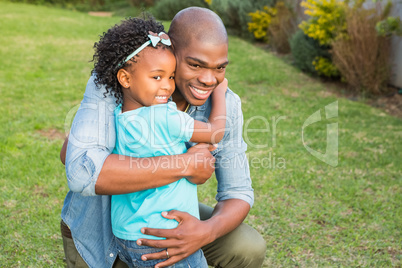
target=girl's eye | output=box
[169,76,175,80]
[153,76,161,80]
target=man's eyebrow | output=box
[186,57,207,65]
[186,57,229,68]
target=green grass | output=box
[0,2,401,267]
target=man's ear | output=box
[117,69,130,88]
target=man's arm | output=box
[95,145,216,195]
[64,76,215,196]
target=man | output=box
[61,7,266,268]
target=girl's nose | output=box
[161,79,175,92]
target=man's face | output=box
[174,38,228,107]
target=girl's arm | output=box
[190,78,228,144]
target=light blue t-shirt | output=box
[111,101,199,241]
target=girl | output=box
[92,16,227,268]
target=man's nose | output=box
[198,69,216,87]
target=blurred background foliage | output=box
[1,1,400,265]
[6,0,402,95]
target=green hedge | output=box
[290,30,331,75]
[8,0,131,11]
[151,0,208,21]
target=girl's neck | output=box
[121,91,189,113]
[172,90,188,112]
[122,96,142,113]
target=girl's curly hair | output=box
[92,15,165,104]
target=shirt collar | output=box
[169,96,209,114]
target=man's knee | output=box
[226,224,266,265]
[203,222,266,268]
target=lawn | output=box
[0,2,401,267]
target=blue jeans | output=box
[116,237,208,268]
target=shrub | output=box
[266,1,296,53]
[248,1,296,53]
[209,0,240,35]
[12,0,175,13]
[299,0,348,46]
[312,56,339,77]
[8,0,139,12]
[297,0,354,78]
[376,16,402,37]
[331,7,392,95]
[248,6,277,41]
[9,0,84,7]
[151,0,208,20]
[127,0,155,7]
[290,29,331,75]
[210,0,272,38]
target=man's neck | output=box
[172,91,188,112]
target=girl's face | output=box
[122,47,176,111]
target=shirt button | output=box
[109,253,114,258]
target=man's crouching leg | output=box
[199,203,266,268]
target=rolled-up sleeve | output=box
[214,92,254,207]
[65,75,117,196]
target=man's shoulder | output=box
[86,74,105,95]
[85,74,117,104]
[226,88,241,104]
[225,88,243,119]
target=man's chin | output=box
[188,98,208,107]
[183,93,207,107]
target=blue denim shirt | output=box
[61,75,254,268]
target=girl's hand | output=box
[213,78,228,95]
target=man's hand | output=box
[185,143,216,185]
[136,210,215,268]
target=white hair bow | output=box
[121,31,172,66]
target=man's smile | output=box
[190,84,214,100]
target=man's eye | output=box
[190,64,200,68]
[217,66,226,70]
[153,76,161,80]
